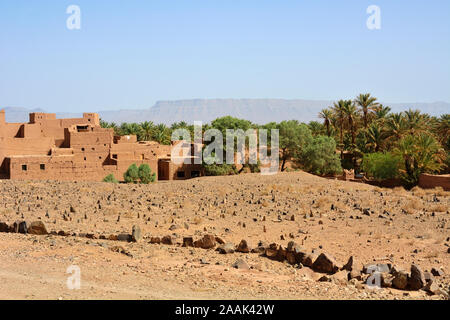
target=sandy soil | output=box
[0,171,449,300]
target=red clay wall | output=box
[418,173,450,191]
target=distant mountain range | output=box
[2,99,449,125]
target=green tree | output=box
[394,133,445,187]
[123,164,140,184]
[278,121,313,172]
[342,100,358,167]
[103,173,118,183]
[319,108,333,137]
[298,135,342,175]
[372,104,391,123]
[365,122,385,153]
[354,93,379,128]
[332,100,347,159]
[139,121,155,141]
[361,153,401,180]
[152,124,171,145]
[138,164,156,184]
[203,162,237,176]
[308,121,325,136]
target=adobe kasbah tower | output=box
[0,109,203,181]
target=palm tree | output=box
[171,121,189,130]
[394,133,444,187]
[366,122,385,152]
[342,100,358,167]
[153,123,171,145]
[308,121,325,136]
[319,108,333,137]
[404,109,429,134]
[119,123,143,139]
[342,100,358,147]
[373,104,391,122]
[140,121,154,141]
[354,93,379,128]
[385,113,407,145]
[435,114,450,146]
[332,100,347,159]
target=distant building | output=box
[0,109,203,181]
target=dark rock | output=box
[381,272,394,288]
[194,235,216,249]
[341,256,362,272]
[409,264,426,290]
[392,270,408,290]
[12,221,28,234]
[265,243,279,260]
[182,237,194,247]
[108,234,118,241]
[318,275,332,282]
[150,237,161,244]
[348,270,362,281]
[117,234,131,242]
[161,235,173,245]
[215,236,225,245]
[286,242,307,265]
[276,246,287,262]
[251,242,267,254]
[312,253,340,274]
[0,222,9,233]
[302,252,318,268]
[236,239,250,253]
[431,268,444,277]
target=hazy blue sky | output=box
[0,0,449,112]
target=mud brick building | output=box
[0,109,203,181]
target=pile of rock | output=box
[1,221,447,297]
[0,220,48,235]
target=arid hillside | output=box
[0,171,449,300]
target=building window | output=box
[22,165,27,171]
[84,157,87,161]
[40,164,45,170]
[81,148,85,152]
[177,171,185,178]
[112,154,118,159]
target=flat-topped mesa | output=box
[0,110,203,181]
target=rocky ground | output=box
[0,171,449,300]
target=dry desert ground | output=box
[0,171,449,300]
